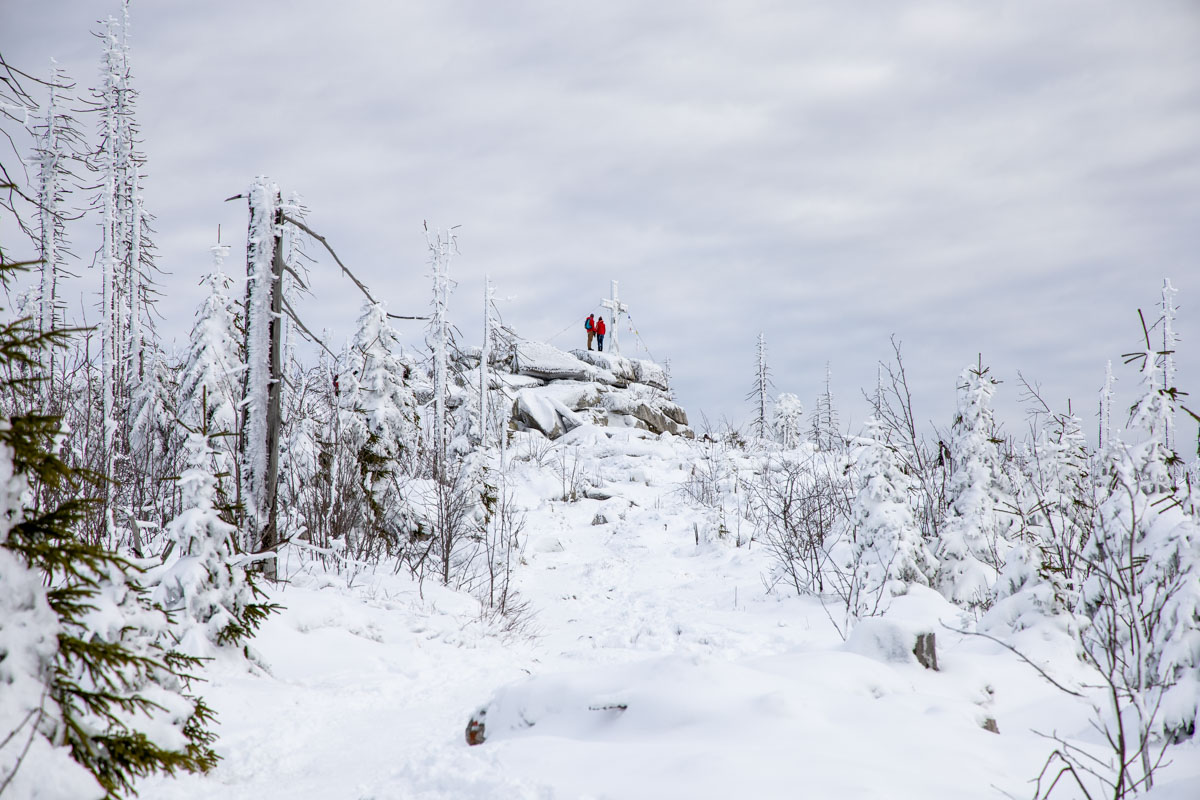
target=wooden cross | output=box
[600,280,628,354]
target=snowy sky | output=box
[5,0,1200,442]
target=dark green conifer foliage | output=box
[1,264,219,798]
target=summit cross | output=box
[601,280,628,355]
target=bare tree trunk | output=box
[261,206,285,580]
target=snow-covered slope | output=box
[139,424,1200,799]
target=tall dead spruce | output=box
[231,181,430,578]
[238,179,285,578]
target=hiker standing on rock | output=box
[585,313,596,350]
[596,316,607,352]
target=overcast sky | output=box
[5,0,1200,444]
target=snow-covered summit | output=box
[466,334,691,440]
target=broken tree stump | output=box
[913,632,939,671]
[465,709,487,746]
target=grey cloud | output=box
[5,0,1199,440]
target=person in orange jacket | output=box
[596,316,607,352]
[585,314,596,350]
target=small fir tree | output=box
[747,332,772,440]
[1079,341,1200,765]
[32,61,83,396]
[153,430,275,657]
[772,392,805,449]
[847,416,937,612]
[177,248,243,493]
[934,360,1016,609]
[0,270,218,799]
[990,407,1093,631]
[810,363,841,451]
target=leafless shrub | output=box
[747,452,853,596]
[873,337,949,542]
[515,431,554,467]
[407,451,486,591]
[553,443,589,502]
[480,477,527,615]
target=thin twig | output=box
[278,213,429,321]
[281,295,337,359]
[0,691,46,797]
[279,213,375,302]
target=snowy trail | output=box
[141,428,1200,799]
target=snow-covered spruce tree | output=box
[425,225,456,474]
[32,62,83,398]
[278,349,329,548]
[0,272,217,800]
[810,363,841,451]
[90,11,131,541]
[278,347,331,553]
[177,246,243,497]
[339,301,421,561]
[153,430,274,658]
[88,5,170,549]
[772,392,804,450]
[349,301,419,469]
[1159,279,1178,454]
[295,326,413,572]
[1099,359,1116,452]
[126,340,178,552]
[1076,342,1200,786]
[478,276,496,449]
[840,416,937,618]
[747,332,772,440]
[990,406,1092,632]
[934,360,1016,610]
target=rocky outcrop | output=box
[512,340,616,384]
[503,338,692,440]
[571,350,668,391]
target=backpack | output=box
[585,316,594,331]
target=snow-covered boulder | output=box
[571,350,668,391]
[500,338,692,439]
[533,380,605,412]
[514,339,615,383]
[597,385,689,436]
[844,619,922,666]
[513,389,585,440]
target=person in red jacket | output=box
[585,314,596,350]
[596,316,607,352]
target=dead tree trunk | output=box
[261,205,284,580]
[238,180,284,580]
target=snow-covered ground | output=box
[140,425,1200,799]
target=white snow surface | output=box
[513,339,610,383]
[136,424,1200,800]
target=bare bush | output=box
[408,452,486,591]
[480,476,527,615]
[554,444,587,502]
[874,337,949,543]
[748,451,852,596]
